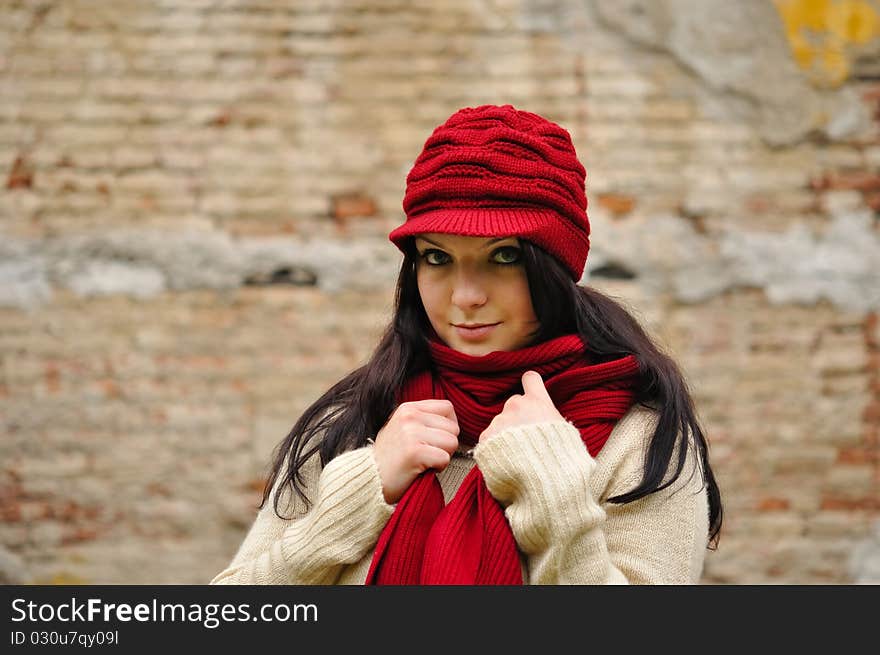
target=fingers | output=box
[416,410,460,438]
[521,370,550,398]
[393,402,459,436]
[420,444,453,472]
[416,427,459,454]
[375,400,462,503]
[404,399,458,423]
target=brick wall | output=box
[1,0,878,584]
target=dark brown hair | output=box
[260,238,722,548]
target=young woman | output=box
[211,104,722,585]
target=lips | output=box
[452,322,500,341]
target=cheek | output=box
[520,301,536,322]
[509,276,536,321]
[417,272,446,317]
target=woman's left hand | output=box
[479,371,566,444]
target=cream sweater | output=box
[211,405,709,585]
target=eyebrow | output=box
[416,236,515,249]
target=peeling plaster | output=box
[2,216,878,312]
[583,0,873,146]
[584,208,880,312]
[63,261,166,299]
[236,237,400,293]
[51,230,243,293]
[849,519,880,583]
[0,545,29,585]
[0,240,51,309]
[0,229,401,308]
[720,210,880,309]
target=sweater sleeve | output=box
[210,445,396,585]
[472,418,709,585]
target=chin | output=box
[455,343,496,356]
[448,336,513,356]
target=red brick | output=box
[6,155,33,189]
[146,482,171,498]
[745,194,774,213]
[246,478,267,494]
[61,528,100,545]
[50,500,101,523]
[809,173,830,190]
[209,109,233,127]
[863,191,880,211]
[0,504,22,522]
[860,86,880,102]
[865,313,878,349]
[766,564,785,578]
[597,193,636,217]
[756,497,790,511]
[824,172,880,192]
[45,363,60,394]
[836,447,878,464]
[331,192,378,222]
[864,400,880,422]
[227,218,300,237]
[98,379,122,399]
[820,496,880,510]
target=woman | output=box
[211,104,722,585]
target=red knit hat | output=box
[389,104,590,280]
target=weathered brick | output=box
[2,0,877,588]
[821,464,877,499]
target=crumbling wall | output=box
[1,0,877,584]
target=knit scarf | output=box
[365,333,641,585]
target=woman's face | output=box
[414,233,539,356]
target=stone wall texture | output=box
[1,0,878,584]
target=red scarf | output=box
[365,334,640,585]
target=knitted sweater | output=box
[210,404,709,585]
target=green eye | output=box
[418,247,520,266]
[421,249,450,265]
[492,246,521,265]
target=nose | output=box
[451,269,488,310]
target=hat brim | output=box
[388,207,589,279]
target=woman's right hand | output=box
[372,400,460,504]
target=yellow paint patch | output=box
[774,0,880,87]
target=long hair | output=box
[260,238,723,548]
